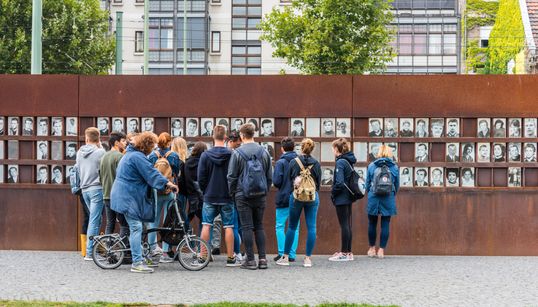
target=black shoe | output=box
[212,248,221,255]
[258,258,268,269]
[273,255,282,261]
[240,260,258,270]
[289,258,296,262]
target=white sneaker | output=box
[328,252,349,262]
[159,254,174,263]
[83,256,93,261]
[303,257,312,268]
[150,246,163,257]
[347,253,354,261]
[131,261,154,273]
[234,253,244,262]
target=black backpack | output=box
[341,159,365,202]
[372,164,393,196]
[236,147,268,198]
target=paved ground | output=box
[0,251,537,306]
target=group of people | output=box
[75,121,400,273]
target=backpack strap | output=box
[295,157,306,171]
[236,148,249,161]
[155,151,162,159]
[164,151,173,159]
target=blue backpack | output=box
[236,147,268,198]
[69,165,81,195]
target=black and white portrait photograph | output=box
[508,167,522,187]
[384,118,398,137]
[65,142,77,160]
[261,142,275,159]
[51,141,63,161]
[523,143,537,162]
[51,165,63,184]
[477,118,490,138]
[355,167,366,181]
[37,117,49,136]
[306,118,321,138]
[399,118,414,137]
[36,165,48,184]
[446,143,460,162]
[37,141,49,160]
[0,116,4,135]
[508,142,521,162]
[508,118,522,137]
[112,117,124,133]
[7,165,19,183]
[386,142,398,161]
[430,167,444,187]
[216,118,230,134]
[201,118,214,137]
[171,118,183,137]
[8,140,18,160]
[22,117,34,136]
[97,117,109,135]
[477,143,490,163]
[231,118,245,133]
[415,143,429,162]
[524,118,537,138]
[186,118,199,137]
[446,168,460,187]
[368,118,383,137]
[430,118,444,138]
[7,117,19,136]
[414,167,429,187]
[51,117,63,136]
[322,118,336,137]
[461,143,475,163]
[461,167,475,187]
[321,142,334,162]
[493,143,506,162]
[66,117,78,136]
[321,167,334,186]
[415,118,429,137]
[290,118,305,137]
[336,118,351,138]
[368,142,382,162]
[260,118,275,137]
[353,142,368,162]
[400,167,413,187]
[127,117,140,133]
[246,118,259,137]
[493,118,506,137]
[142,117,154,132]
[66,166,74,181]
[446,118,460,137]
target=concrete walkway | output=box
[0,251,537,306]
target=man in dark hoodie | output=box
[198,125,239,267]
[272,137,299,262]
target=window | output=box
[135,31,144,53]
[149,18,174,62]
[414,34,427,55]
[231,42,261,75]
[429,34,442,55]
[113,0,123,4]
[443,34,456,54]
[399,34,412,55]
[480,39,489,48]
[177,17,207,63]
[211,31,221,53]
[232,0,262,30]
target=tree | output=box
[0,0,115,74]
[259,0,394,75]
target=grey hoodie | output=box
[76,144,106,192]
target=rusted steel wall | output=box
[1,75,537,255]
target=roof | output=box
[521,0,538,52]
[528,0,538,48]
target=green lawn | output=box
[0,301,398,307]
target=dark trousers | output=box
[80,194,89,235]
[335,204,353,253]
[236,196,266,261]
[368,215,391,248]
[104,200,130,239]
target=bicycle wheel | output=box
[92,235,126,270]
[176,236,210,271]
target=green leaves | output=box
[260,0,394,75]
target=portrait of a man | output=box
[415,118,429,137]
[321,167,334,186]
[260,118,275,137]
[415,143,429,162]
[231,118,244,133]
[37,141,48,160]
[37,165,48,184]
[508,142,521,162]
[65,142,77,160]
[430,118,444,137]
[112,117,124,133]
[66,117,78,136]
[414,168,429,187]
[508,167,522,187]
[430,167,444,187]
[8,117,19,136]
[127,118,140,133]
[7,165,19,183]
[523,143,537,162]
[446,143,460,162]
[22,117,34,136]
[51,117,63,136]
[477,143,490,163]
[171,118,183,137]
[399,118,414,137]
[322,118,336,137]
[186,118,199,137]
[336,118,351,137]
[368,118,383,137]
[201,118,214,137]
[142,118,154,132]
[524,118,537,138]
[291,118,305,137]
[51,166,63,184]
[37,117,49,136]
[446,118,460,137]
[384,118,398,137]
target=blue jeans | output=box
[233,205,241,254]
[147,191,175,252]
[82,188,104,257]
[125,215,144,263]
[285,193,319,257]
[276,207,299,259]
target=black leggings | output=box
[368,215,391,249]
[335,204,353,253]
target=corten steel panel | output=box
[353,75,538,117]
[78,75,353,117]
[0,75,79,116]
[0,187,78,250]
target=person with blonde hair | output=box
[172,137,188,161]
[365,144,399,259]
[111,131,178,273]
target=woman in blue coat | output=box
[111,132,178,273]
[365,144,399,259]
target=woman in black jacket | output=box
[183,142,207,230]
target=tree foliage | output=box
[0,0,115,74]
[465,0,499,30]
[259,0,394,75]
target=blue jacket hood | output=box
[280,151,298,162]
[204,147,232,166]
[337,151,357,164]
[373,157,395,167]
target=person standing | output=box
[76,127,106,261]
[272,137,299,262]
[365,145,399,259]
[228,123,272,270]
[184,142,208,227]
[329,138,357,262]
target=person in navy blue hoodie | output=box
[198,125,239,267]
[365,145,399,259]
[329,138,357,262]
[272,137,299,262]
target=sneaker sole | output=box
[303,264,312,268]
[276,262,289,266]
[240,266,258,270]
[226,263,242,267]
[130,269,154,273]
[328,258,350,262]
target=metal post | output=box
[115,11,123,75]
[31,0,42,74]
[144,0,149,75]
[183,0,187,74]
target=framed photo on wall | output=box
[37,117,49,136]
[508,167,522,187]
[290,118,305,137]
[368,118,383,137]
[430,118,444,138]
[36,165,48,184]
[461,167,475,187]
[384,118,398,137]
[336,118,351,137]
[524,118,537,137]
[7,117,19,136]
[414,167,429,187]
[37,141,49,160]
[446,143,460,162]
[260,118,275,137]
[185,118,199,137]
[523,142,537,162]
[51,141,63,161]
[306,118,321,137]
[111,117,124,133]
[141,117,154,132]
[415,143,429,162]
[415,118,429,137]
[492,143,506,162]
[508,118,522,137]
[22,117,34,136]
[492,118,506,137]
[7,140,19,160]
[321,118,336,137]
[446,118,460,137]
[430,167,444,187]
[477,118,490,138]
[461,143,475,163]
[97,117,110,135]
[7,165,19,183]
[51,165,63,184]
[246,118,260,137]
[230,118,245,133]
[476,143,490,163]
[321,167,334,186]
[399,118,414,137]
[201,118,214,137]
[51,117,63,136]
[127,117,140,133]
[353,142,368,162]
[171,118,184,137]
[400,167,413,187]
[446,168,460,187]
[216,118,229,134]
[508,142,522,162]
[66,117,78,135]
